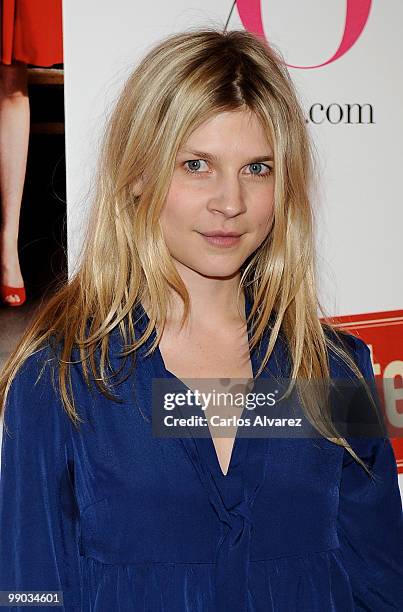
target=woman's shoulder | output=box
[326,326,370,355]
[7,341,59,389]
[1,342,69,440]
[322,325,372,379]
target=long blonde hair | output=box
[0,28,380,477]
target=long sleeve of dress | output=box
[0,347,82,611]
[337,339,403,611]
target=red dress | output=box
[0,0,63,66]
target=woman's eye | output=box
[184,159,209,174]
[247,163,272,178]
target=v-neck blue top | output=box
[1,295,403,611]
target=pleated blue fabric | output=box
[0,293,402,611]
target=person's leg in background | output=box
[0,60,29,306]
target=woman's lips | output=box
[199,233,242,247]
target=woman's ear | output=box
[131,173,147,197]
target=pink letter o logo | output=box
[236,0,372,69]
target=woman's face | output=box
[160,109,275,279]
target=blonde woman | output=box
[0,28,402,612]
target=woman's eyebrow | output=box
[178,149,274,163]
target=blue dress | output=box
[1,294,403,611]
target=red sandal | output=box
[0,284,26,307]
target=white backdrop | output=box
[62,1,403,494]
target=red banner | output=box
[326,310,403,473]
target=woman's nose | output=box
[206,175,247,217]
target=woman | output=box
[0,28,402,611]
[0,0,63,306]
